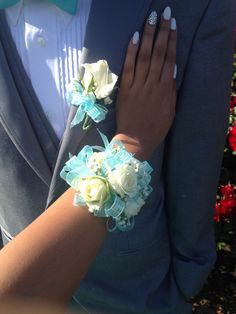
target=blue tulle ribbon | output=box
[60,131,153,232]
[66,81,108,129]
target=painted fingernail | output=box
[148,11,157,25]
[163,6,171,20]
[170,18,177,30]
[132,31,139,45]
[173,64,177,79]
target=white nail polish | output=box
[148,11,157,25]
[163,6,171,20]
[170,18,177,30]
[173,64,177,79]
[132,31,139,45]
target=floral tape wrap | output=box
[60,131,153,232]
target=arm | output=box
[0,13,177,303]
[164,0,236,298]
[0,188,107,303]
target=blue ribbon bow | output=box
[67,81,108,129]
[70,93,108,128]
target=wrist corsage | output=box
[67,60,118,130]
[60,131,153,232]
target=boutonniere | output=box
[67,60,118,130]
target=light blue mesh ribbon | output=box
[66,80,108,130]
[60,131,153,232]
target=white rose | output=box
[108,164,138,198]
[87,152,106,172]
[79,176,110,210]
[124,197,145,217]
[82,60,118,99]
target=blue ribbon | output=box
[60,131,154,232]
[104,194,125,219]
[67,82,108,129]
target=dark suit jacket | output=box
[0,1,235,313]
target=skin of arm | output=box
[0,188,107,303]
[0,134,147,304]
[0,12,177,303]
[0,135,147,304]
[0,300,67,314]
[0,139,147,304]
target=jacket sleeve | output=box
[163,0,236,298]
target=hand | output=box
[114,8,177,160]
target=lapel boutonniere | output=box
[67,60,118,130]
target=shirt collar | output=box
[6,0,74,27]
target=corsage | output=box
[66,60,118,130]
[60,132,153,232]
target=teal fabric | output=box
[0,0,78,15]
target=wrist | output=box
[112,133,148,160]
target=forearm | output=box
[0,133,146,303]
[0,152,148,306]
[0,188,107,303]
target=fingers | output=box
[121,7,177,91]
[161,18,177,85]
[120,32,140,90]
[134,11,158,84]
[148,7,173,82]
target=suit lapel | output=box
[0,41,51,186]
[81,0,152,75]
[0,11,59,186]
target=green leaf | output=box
[217,242,226,250]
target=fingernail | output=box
[170,18,177,30]
[173,64,177,79]
[163,6,171,20]
[132,31,139,45]
[148,11,157,25]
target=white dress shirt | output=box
[6,0,92,139]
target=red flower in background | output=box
[220,184,234,198]
[214,199,236,222]
[214,184,236,221]
[215,28,236,223]
[230,96,236,109]
[228,125,236,151]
